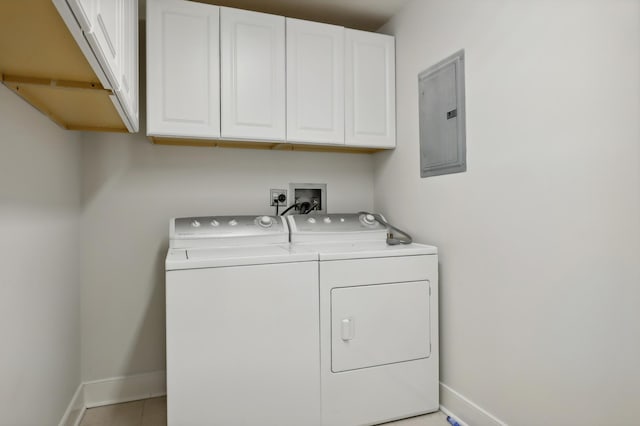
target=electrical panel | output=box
[418,50,466,178]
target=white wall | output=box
[0,86,82,424]
[80,132,375,381]
[377,1,640,424]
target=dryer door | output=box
[331,280,431,372]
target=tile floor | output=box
[79,397,451,426]
[79,398,165,426]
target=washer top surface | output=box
[166,244,316,271]
[292,240,437,260]
[287,213,437,258]
[167,215,313,270]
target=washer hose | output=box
[358,211,413,245]
[280,203,300,216]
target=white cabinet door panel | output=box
[90,0,124,91]
[221,7,285,141]
[147,0,220,137]
[118,0,138,130]
[286,18,344,145]
[345,29,396,148]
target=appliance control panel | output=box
[172,215,287,239]
[288,213,386,233]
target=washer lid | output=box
[293,240,437,260]
[166,245,316,271]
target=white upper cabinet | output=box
[286,19,344,145]
[220,7,286,141]
[345,29,396,148]
[147,0,220,138]
[61,0,139,131]
[143,3,395,149]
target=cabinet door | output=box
[147,0,220,138]
[89,0,124,91]
[113,0,138,131]
[220,7,285,141]
[66,0,95,33]
[286,19,344,145]
[345,29,396,148]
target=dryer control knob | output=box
[210,219,220,227]
[191,219,201,228]
[307,218,316,224]
[362,214,376,225]
[258,216,273,228]
[228,219,238,226]
[323,217,332,224]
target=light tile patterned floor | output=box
[80,398,166,426]
[79,397,450,426]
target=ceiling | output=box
[138,0,411,31]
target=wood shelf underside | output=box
[151,137,384,154]
[0,0,127,132]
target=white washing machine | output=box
[165,215,320,426]
[288,213,439,426]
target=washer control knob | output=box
[258,216,273,228]
[362,214,376,225]
[307,217,316,224]
[228,219,238,226]
[210,219,220,227]
[323,217,332,224]
[191,219,201,228]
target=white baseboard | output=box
[58,383,86,426]
[84,370,167,408]
[66,374,492,426]
[440,383,507,426]
[58,371,166,426]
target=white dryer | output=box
[288,213,439,426]
[165,215,320,426]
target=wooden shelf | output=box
[0,0,127,132]
[150,137,384,154]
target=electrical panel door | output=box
[419,50,466,177]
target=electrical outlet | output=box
[270,189,287,206]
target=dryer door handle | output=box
[341,317,355,341]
